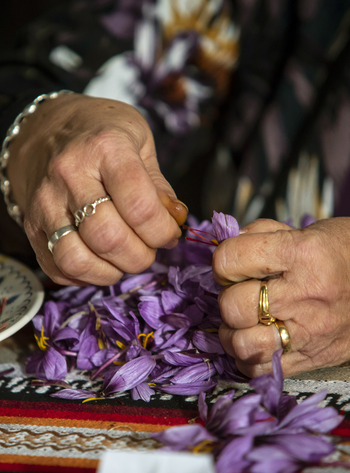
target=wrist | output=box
[0,90,74,225]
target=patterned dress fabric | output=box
[0,0,350,254]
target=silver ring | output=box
[48,224,77,254]
[74,195,111,227]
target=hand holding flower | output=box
[7,94,188,285]
[213,217,350,377]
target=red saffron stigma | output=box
[183,225,219,246]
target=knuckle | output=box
[55,245,91,280]
[90,221,126,255]
[218,288,239,326]
[126,194,160,229]
[128,249,156,274]
[47,152,76,181]
[89,129,129,157]
[233,332,252,361]
[85,220,156,273]
[237,361,267,378]
[212,246,227,281]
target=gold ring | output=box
[274,319,291,354]
[258,281,276,325]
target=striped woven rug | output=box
[1,325,350,472]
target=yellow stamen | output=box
[191,440,216,454]
[138,332,154,349]
[98,338,107,350]
[34,326,49,351]
[95,315,107,349]
[116,340,126,349]
[82,396,105,404]
[113,361,126,366]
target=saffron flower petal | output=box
[212,210,240,242]
[102,355,156,395]
[154,424,217,451]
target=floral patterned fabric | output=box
[1,0,350,232]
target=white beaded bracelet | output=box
[0,90,74,226]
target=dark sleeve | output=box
[0,3,83,264]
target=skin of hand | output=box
[7,93,188,286]
[212,217,350,378]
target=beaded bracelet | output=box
[0,90,74,226]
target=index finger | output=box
[212,229,296,284]
[101,138,183,249]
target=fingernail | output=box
[166,196,189,226]
[239,228,247,234]
[169,196,189,212]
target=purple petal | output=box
[161,290,186,313]
[53,326,80,345]
[43,301,66,334]
[51,388,97,400]
[247,445,300,473]
[76,334,100,370]
[216,436,253,473]
[90,348,119,367]
[184,304,205,326]
[155,327,189,350]
[271,433,335,462]
[278,391,342,433]
[160,313,191,330]
[162,350,204,367]
[42,347,67,380]
[213,356,248,383]
[208,393,263,437]
[153,424,216,451]
[159,379,217,395]
[103,355,156,394]
[131,382,154,402]
[250,350,286,416]
[192,330,225,354]
[119,272,156,293]
[138,296,164,329]
[300,214,316,228]
[198,391,208,421]
[212,211,240,242]
[171,362,216,384]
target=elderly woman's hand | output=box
[7,93,187,286]
[213,217,350,377]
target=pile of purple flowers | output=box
[27,211,245,401]
[154,350,343,473]
[26,211,344,471]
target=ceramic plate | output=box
[0,254,44,342]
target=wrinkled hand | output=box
[8,94,188,285]
[213,217,350,377]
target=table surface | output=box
[1,325,350,473]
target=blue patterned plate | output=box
[0,255,44,342]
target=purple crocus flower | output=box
[26,301,79,380]
[154,351,342,473]
[211,210,240,242]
